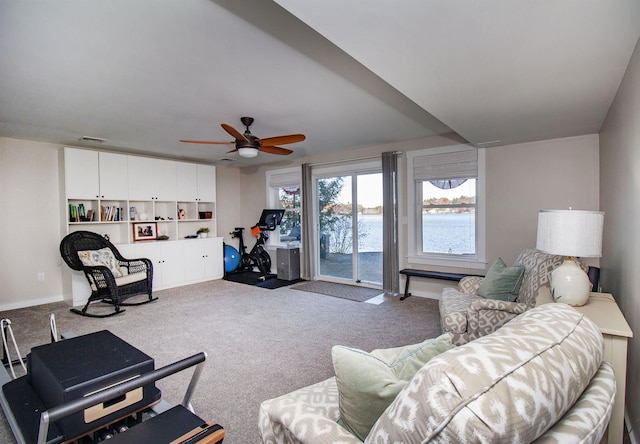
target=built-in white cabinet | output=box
[134,241,185,289]
[99,152,129,199]
[64,147,216,244]
[65,148,100,199]
[127,156,177,201]
[177,162,216,202]
[197,165,216,202]
[62,147,222,308]
[176,162,216,239]
[183,237,224,282]
[65,148,128,200]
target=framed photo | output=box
[132,222,158,241]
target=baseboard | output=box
[0,294,65,312]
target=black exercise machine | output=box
[1,322,224,444]
[226,209,285,281]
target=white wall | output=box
[235,133,600,297]
[599,36,640,440]
[213,165,243,247]
[0,138,64,309]
[485,135,600,265]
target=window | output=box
[407,145,485,269]
[266,167,302,245]
[420,179,476,255]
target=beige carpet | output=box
[292,280,384,302]
[0,280,442,443]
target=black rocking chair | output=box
[60,231,157,317]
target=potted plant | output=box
[197,227,210,238]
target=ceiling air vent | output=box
[80,136,107,143]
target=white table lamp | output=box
[536,209,604,306]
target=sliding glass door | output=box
[356,173,383,284]
[318,175,353,280]
[315,167,383,285]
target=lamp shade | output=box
[536,209,604,258]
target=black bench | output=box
[399,269,483,300]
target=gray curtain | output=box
[301,163,313,280]
[382,152,399,294]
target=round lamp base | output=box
[550,258,591,306]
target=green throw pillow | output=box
[477,257,525,301]
[332,333,454,441]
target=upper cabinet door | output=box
[176,163,216,202]
[127,156,176,201]
[176,162,198,201]
[65,148,99,199]
[154,158,177,201]
[197,165,216,202]
[127,156,155,200]
[98,152,128,199]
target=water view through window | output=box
[421,212,475,254]
[421,179,476,255]
[348,214,474,254]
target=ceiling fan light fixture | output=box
[181,117,302,158]
[238,147,258,158]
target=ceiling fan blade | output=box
[221,123,249,142]
[180,139,234,145]
[260,145,293,155]
[258,134,305,146]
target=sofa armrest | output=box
[532,362,615,444]
[259,378,363,444]
[466,299,528,341]
[458,276,484,295]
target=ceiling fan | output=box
[180,117,305,158]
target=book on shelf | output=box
[69,204,78,222]
[100,205,124,222]
[70,204,94,222]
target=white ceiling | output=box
[1,1,639,166]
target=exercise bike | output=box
[224,209,285,281]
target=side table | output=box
[573,292,633,444]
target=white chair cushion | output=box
[89,271,147,291]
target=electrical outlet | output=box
[37,272,45,281]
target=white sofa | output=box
[259,303,615,443]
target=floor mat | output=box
[223,271,303,289]
[291,281,383,302]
